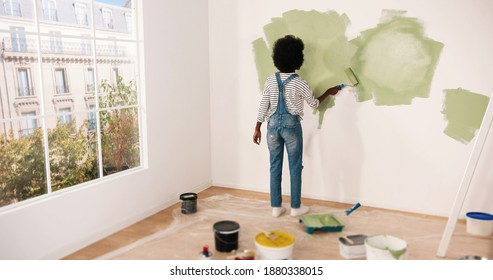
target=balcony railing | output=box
[19,127,36,137]
[55,85,69,94]
[86,84,95,93]
[2,38,128,57]
[18,86,34,97]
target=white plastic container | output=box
[466,212,493,236]
[365,235,408,260]
[338,234,367,259]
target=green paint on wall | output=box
[252,10,356,127]
[351,10,444,105]
[252,9,445,126]
[442,88,490,144]
[252,38,277,90]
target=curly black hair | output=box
[272,35,304,73]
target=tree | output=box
[0,129,46,206]
[48,120,98,191]
[99,76,140,175]
[0,120,98,207]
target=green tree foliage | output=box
[0,120,98,207]
[49,120,98,191]
[0,129,46,207]
[0,76,140,207]
[99,76,140,175]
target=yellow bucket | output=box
[255,231,295,260]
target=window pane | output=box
[97,40,138,108]
[20,111,37,136]
[74,3,89,26]
[17,68,34,97]
[86,68,96,93]
[1,0,142,209]
[54,69,69,94]
[2,31,42,125]
[95,2,133,37]
[47,112,100,192]
[42,0,58,21]
[4,0,22,17]
[0,120,47,207]
[100,108,140,176]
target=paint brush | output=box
[257,228,279,240]
[343,67,360,87]
[345,202,361,216]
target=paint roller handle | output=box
[317,85,344,103]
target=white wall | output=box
[209,0,493,217]
[0,0,211,259]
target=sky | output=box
[95,0,129,7]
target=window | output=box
[81,37,92,55]
[86,68,95,93]
[88,106,96,131]
[111,67,119,85]
[54,68,69,94]
[58,108,72,125]
[74,3,88,26]
[20,111,37,137]
[101,8,113,29]
[124,12,132,32]
[43,0,58,21]
[4,0,21,16]
[49,31,63,54]
[10,27,27,52]
[0,0,143,209]
[17,68,33,97]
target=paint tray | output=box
[299,214,344,234]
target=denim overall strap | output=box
[274,72,298,115]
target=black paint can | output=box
[179,193,198,214]
[213,220,240,252]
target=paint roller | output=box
[339,202,362,245]
[340,67,360,88]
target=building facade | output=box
[0,0,135,137]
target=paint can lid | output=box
[466,212,493,221]
[213,220,240,233]
[180,192,198,201]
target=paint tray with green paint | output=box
[299,214,344,234]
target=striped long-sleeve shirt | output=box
[257,72,320,123]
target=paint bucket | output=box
[255,231,295,260]
[213,221,240,252]
[179,193,197,214]
[338,234,367,259]
[465,212,493,236]
[365,235,408,260]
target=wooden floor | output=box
[64,186,491,260]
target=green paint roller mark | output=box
[252,10,356,127]
[253,9,444,125]
[442,88,490,144]
[351,10,444,105]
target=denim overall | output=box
[267,72,303,208]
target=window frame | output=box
[3,0,22,17]
[0,0,145,212]
[42,0,58,21]
[101,7,113,29]
[54,68,69,94]
[16,67,34,97]
[74,2,89,26]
